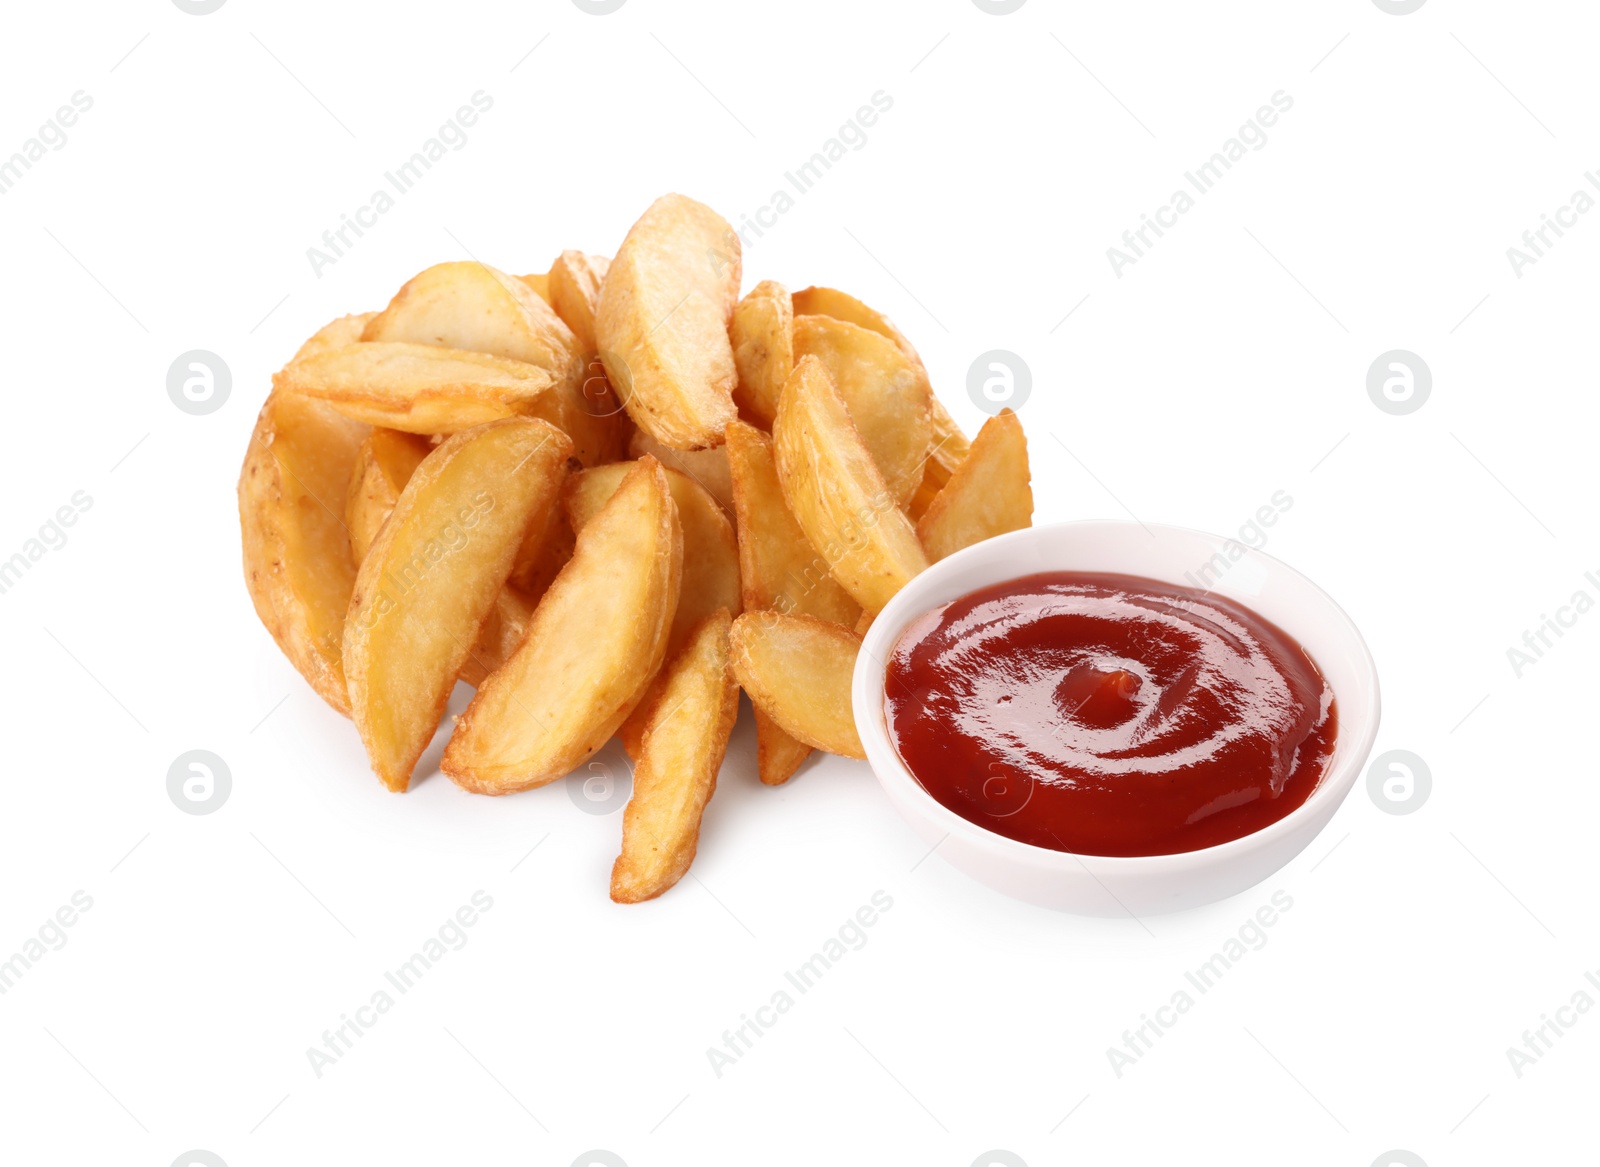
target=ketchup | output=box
[884,572,1336,857]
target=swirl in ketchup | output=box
[884,572,1337,857]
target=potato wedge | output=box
[458,585,538,689]
[917,408,1033,562]
[791,315,931,507]
[567,458,740,761]
[595,194,740,450]
[754,708,812,787]
[564,460,740,657]
[239,393,369,715]
[627,428,734,516]
[443,458,683,794]
[275,342,557,434]
[344,418,574,792]
[730,279,793,428]
[791,285,928,387]
[548,251,610,353]
[772,357,928,615]
[610,610,738,903]
[730,612,864,759]
[363,260,623,465]
[345,429,433,564]
[726,420,858,626]
[519,272,550,303]
[293,312,377,362]
[364,261,580,386]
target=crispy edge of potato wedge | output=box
[916,408,1033,562]
[610,609,738,903]
[595,193,740,451]
[345,429,433,565]
[344,418,574,792]
[771,357,928,615]
[730,279,793,428]
[754,707,813,787]
[442,457,683,794]
[519,272,550,303]
[730,611,865,759]
[275,341,558,433]
[238,391,370,716]
[791,314,932,507]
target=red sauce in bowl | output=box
[883,572,1337,857]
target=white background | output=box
[0,1,1593,1164]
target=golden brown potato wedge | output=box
[293,312,378,362]
[458,585,538,689]
[548,251,610,353]
[610,609,738,903]
[725,421,859,626]
[344,418,574,792]
[239,392,369,716]
[364,261,580,386]
[275,342,557,434]
[730,279,792,428]
[519,272,550,303]
[730,612,864,759]
[791,315,931,507]
[443,458,683,794]
[627,428,734,516]
[753,708,812,787]
[917,408,1033,562]
[362,260,623,465]
[595,194,740,450]
[565,456,739,762]
[564,460,740,657]
[772,357,928,615]
[345,429,433,564]
[791,285,928,387]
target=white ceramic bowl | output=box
[853,521,1380,916]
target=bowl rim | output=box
[852,519,1382,872]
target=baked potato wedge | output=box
[595,194,740,450]
[610,609,738,903]
[730,612,864,759]
[344,418,573,792]
[772,357,928,615]
[275,342,557,434]
[730,279,793,428]
[917,408,1032,561]
[345,429,433,565]
[791,314,931,507]
[238,392,369,715]
[443,458,682,794]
